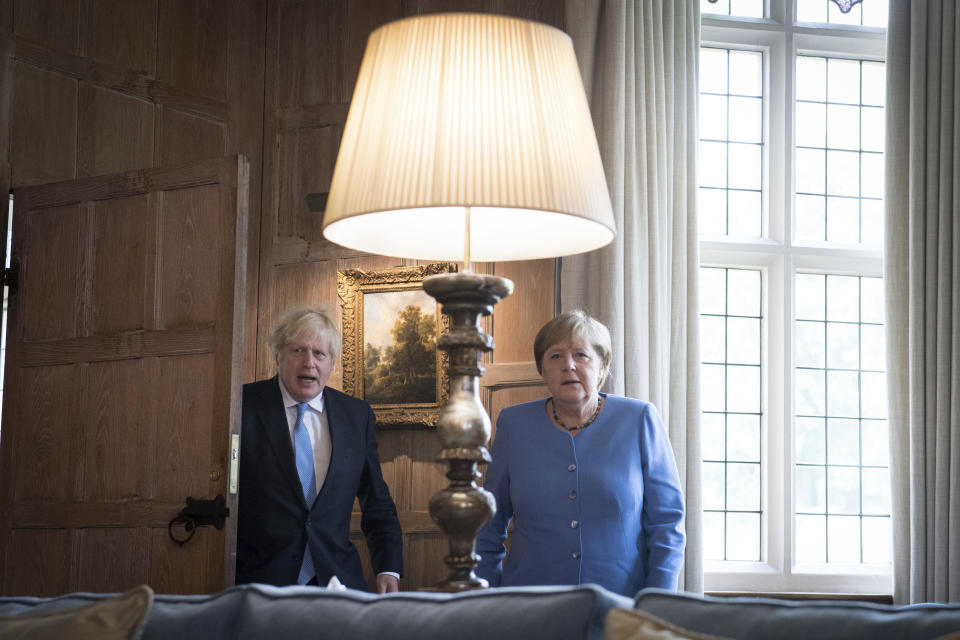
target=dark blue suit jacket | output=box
[235,377,402,590]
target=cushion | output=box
[605,608,732,640]
[635,588,960,640]
[231,583,631,640]
[0,584,152,640]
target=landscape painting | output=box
[337,263,455,428]
[362,289,437,405]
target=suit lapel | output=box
[256,378,310,509]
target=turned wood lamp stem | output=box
[422,272,512,591]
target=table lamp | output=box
[323,12,615,591]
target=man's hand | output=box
[376,573,400,594]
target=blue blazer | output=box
[476,395,685,597]
[236,377,402,590]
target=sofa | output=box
[1,582,959,640]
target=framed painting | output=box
[337,263,456,428]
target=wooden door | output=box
[0,155,248,596]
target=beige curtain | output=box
[562,0,702,593]
[885,0,960,605]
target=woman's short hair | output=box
[267,305,341,363]
[533,310,613,387]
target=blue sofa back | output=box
[0,583,632,640]
[634,588,960,640]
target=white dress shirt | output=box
[276,379,399,583]
[278,379,332,495]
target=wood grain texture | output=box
[89,193,150,333]
[404,533,453,589]
[86,0,157,75]
[157,0,227,102]
[18,204,81,341]
[277,0,349,107]
[158,108,227,167]
[154,354,216,500]
[11,61,77,186]
[276,126,340,242]
[13,0,79,55]
[78,85,155,178]
[83,359,150,501]
[9,365,83,503]
[19,329,216,367]
[158,185,220,328]
[6,0,264,383]
[492,259,556,362]
[149,526,223,594]
[375,429,413,512]
[223,0,265,386]
[76,528,150,593]
[2,529,70,597]
[0,157,248,596]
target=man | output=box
[236,306,402,592]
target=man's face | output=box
[277,329,335,402]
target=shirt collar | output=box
[277,377,324,413]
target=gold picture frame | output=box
[337,263,456,428]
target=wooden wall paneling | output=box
[153,354,216,501]
[0,1,13,244]
[343,0,406,97]
[277,0,348,107]
[492,258,556,362]
[7,0,265,388]
[75,527,149,593]
[10,364,83,503]
[224,0,266,385]
[89,194,150,332]
[157,185,220,328]
[412,0,486,14]
[489,0,565,25]
[157,108,226,168]
[157,0,227,103]
[18,204,81,341]
[148,526,221,594]
[405,533,451,589]
[276,126,337,243]
[375,428,413,513]
[408,427,446,513]
[85,0,157,75]
[275,0,406,110]
[13,0,79,54]
[11,62,77,186]
[2,529,70,597]
[77,85,155,179]
[82,359,148,501]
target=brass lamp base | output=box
[421,271,513,592]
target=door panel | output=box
[0,155,248,595]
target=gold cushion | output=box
[605,607,733,640]
[0,584,153,640]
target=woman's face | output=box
[541,337,603,407]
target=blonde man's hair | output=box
[533,310,613,388]
[267,305,341,364]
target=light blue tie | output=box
[294,402,316,585]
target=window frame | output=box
[700,0,890,595]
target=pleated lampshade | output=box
[322,12,615,263]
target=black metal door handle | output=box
[168,495,229,546]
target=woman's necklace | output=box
[551,395,603,431]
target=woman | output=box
[476,310,685,597]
